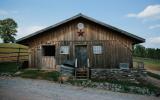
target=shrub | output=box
[0,62,18,74]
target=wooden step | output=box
[75,71,89,79]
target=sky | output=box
[0,0,160,48]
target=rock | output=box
[14,71,22,75]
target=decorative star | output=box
[77,29,84,36]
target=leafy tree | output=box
[133,44,146,57]
[134,45,160,60]
[0,18,17,43]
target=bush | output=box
[0,62,18,74]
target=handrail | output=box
[75,58,77,68]
[87,58,90,67]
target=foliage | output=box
[133,45,146,57]
[68,79,160,95]
[133,44,160,60]
[0,62,18,74]
[0,18,18,43]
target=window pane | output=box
[60,46,69,54]
[93,46,102,54]
[42,45,55,56]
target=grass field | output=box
[133,57,160,71]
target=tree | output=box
[133,44,146,57]
[0,18,17,43]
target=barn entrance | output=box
[75,45,89,79]
[75,45,87,68]
[41,45,56,69]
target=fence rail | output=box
[0,45,29,63]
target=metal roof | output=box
[16,13,145,43]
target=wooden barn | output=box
[17,14,145,74]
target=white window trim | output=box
[93,45,103,54]
[60,46,69,54]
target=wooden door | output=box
[41,45,56,69]
[75,45,87,68]
[42,56,56,69]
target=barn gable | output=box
[16,13,145,44]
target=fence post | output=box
[17,48,20,70]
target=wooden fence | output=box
[0,44,29,63]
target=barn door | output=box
[75,45,87,68]
[41,45,56,69]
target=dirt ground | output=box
[0,77,159,100]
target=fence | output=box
[0,44,29,65]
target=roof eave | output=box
[16,13,145,43]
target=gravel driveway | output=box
[0,77,159,100]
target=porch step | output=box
[75,68,89,79]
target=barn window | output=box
[60,46,69,54]
[93,46,102,54]
[42,45,55,56]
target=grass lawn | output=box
[0,62,60,81]
[133,57,160,71]
[19,69,60,81]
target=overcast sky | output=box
[0,0,160,48]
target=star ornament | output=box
[77,29,84,36]
[77,23,85,37]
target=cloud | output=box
[149,37,160,44]
[149,24,160,29]
[127,4,160,19]
[16,25,46,39]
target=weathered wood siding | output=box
[22,18,133,69]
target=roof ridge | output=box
[16,13,145,43]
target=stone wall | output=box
[90,68,146,82]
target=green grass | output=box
[133,57,160,71]
[0,62,60,81]
[147,71,160,80]
[0,62,18,74]
[19,70,60,81]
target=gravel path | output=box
[0,77,159,100]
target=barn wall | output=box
[23,18,133,69]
